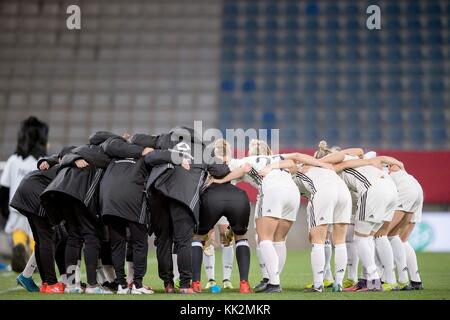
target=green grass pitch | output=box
[1,250,449,300]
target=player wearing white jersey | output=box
[367,155,424,290]
[213,140,331,292]
[317,143,399,291]
[282,152,352,293]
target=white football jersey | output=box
[389,169,421,194]
[0,154,38,213]
[340,165,389,197]
[231,155,295,189]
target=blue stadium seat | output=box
[386,96,402,109]
[387,127,404,145]
[385,19,401,30]
[366,80,381,92]
[240,96,256,110]
[283,128,299,145]
[265,3,279,15]
[409,128,426,146]
[324,128,340,143]
[427,18,442,30]
[282,96,298,109]
[407,33,422,46]
[429,33,443,45]
[285,19,299,31]
[386,110,403,125]
[305,19,319,30]
[304,128,318,145]
[428,48,444,60]
[430,95,445,110]
[304,81,319,92]
[426,3,442,15]
[242,79,256,92]
[224,3,239,16]
[245,19,258,31]
[223,18,238,30]
[264,48,278,61]
[431,128,447,146]
[306,2,319,15]
[282,80,297,92]
[221,80,235,92]
[324,111,338,126]
[367,128,382,145]
[221,112,234,128]
[406,2,421,15]
[366,111,382,124]
[263,64,278,76]
[408,80,424,92]
[326,19,340,30]
[262,112,277,128]
[242,112,255,126]
[366,96,382,109]
[284,49,299,61]
[345,18,360,30]
[242,64,257,78]
[220,64,235,78]
[223,34,238,47]
[304,112,318,125]
[220,95,235,109]
[429,111,445,127]
[406,18,421,29]
[245,3,259,16]
[344,127,361,146]
[222,49,237,61]
[243,48,258,61]
[407,95,424,110]
[343,112,360,126]
[285,3,300,16]
[265,19,278,30]
[325,3,339,15]
[262,95,277,108]
[285,34,300,46]
[386,33,401,45]
[385,4,401,15]
[407,111,425,126]
[407,48,422,60]
[429,79,445,92]
[263,34,278,46]
[387,80,402,92]
[303,95,318,110]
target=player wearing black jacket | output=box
[134,127,230,293]
[99,137,153,294]
[10,147,74,293]
[40,132,116,294]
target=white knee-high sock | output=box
[172,254,179,281]
[389,235,409,284]
[311,243,325,288]
[203,251,215,281]
[374,236,396,284]
[22,252,37,278]
[273,241,286,275]
[355,235,379,281]
[259,240,280,285]
[324,240,334,282]
[221,245,234,281]
[126,261,134,284]
[256,244,269,279]
[404,241,421,282]
[346,241,359,282]
[334,244,347,286]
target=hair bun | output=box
[318,140,328,150]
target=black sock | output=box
[235,240,250,281]
[191,241,203,282]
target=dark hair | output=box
[15,116,49,159]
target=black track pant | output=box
[107,216,148,288]
[63,202,101,286]
[149,191,195,289]
[27,214,58,285]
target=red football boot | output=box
[45,282,65,294]
[192,281,202,293]
[239,280,253,293]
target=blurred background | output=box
[0,0,449,253]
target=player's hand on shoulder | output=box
[75,159,89,168]
[142,147,154,156]
[39,161,50,171]
[258,165,272,177]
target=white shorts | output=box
[256,186,300,222]
[356,178,398,223]
[307,182,352,229]
[216,216,229,225]
[397,184,424,223]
